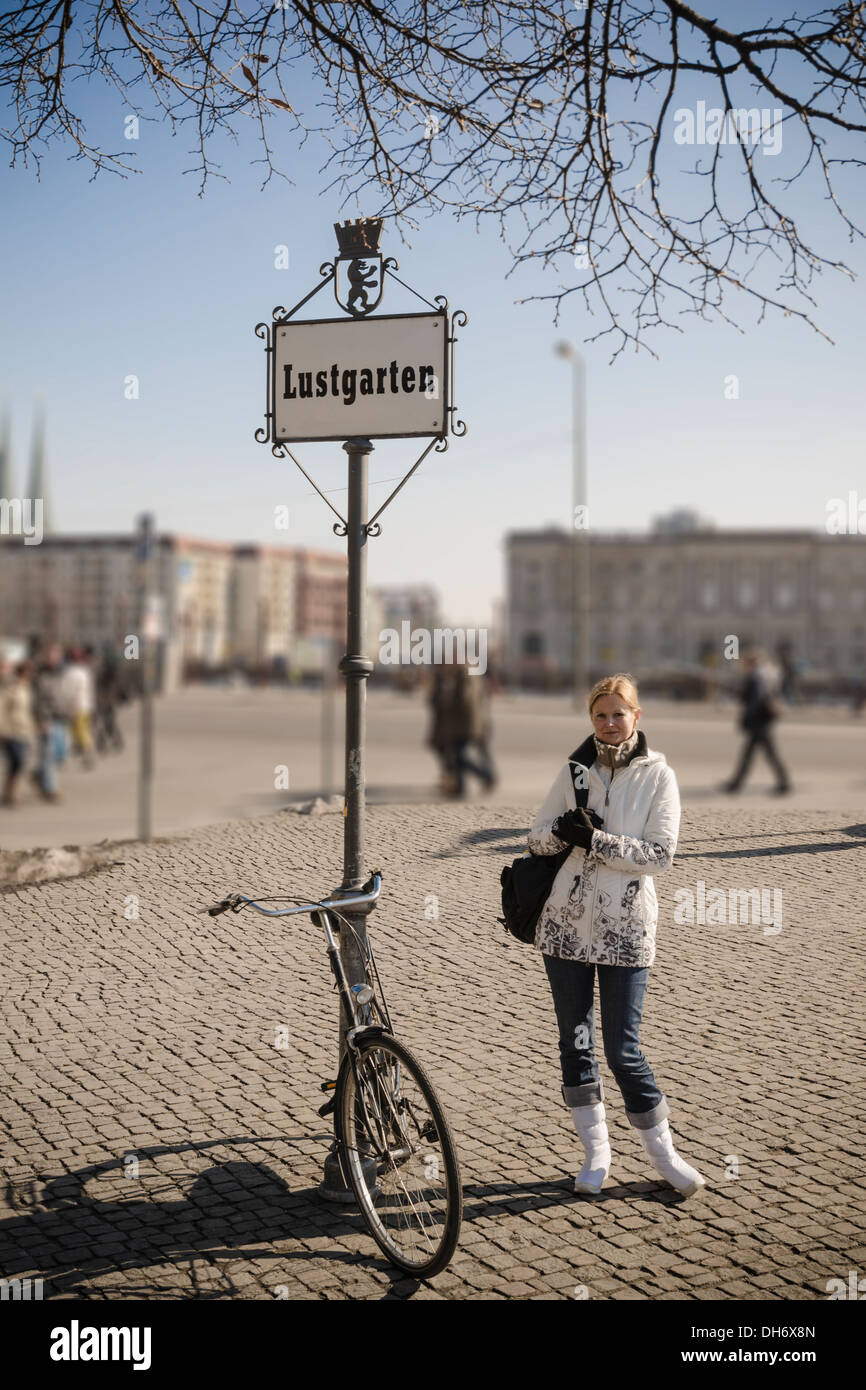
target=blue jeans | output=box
[542,952,669,1129]
[35,721,67,795]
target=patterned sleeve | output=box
[588,765,681,876]
[527,764,572,855]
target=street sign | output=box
[273,312,447,443]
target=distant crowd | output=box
[0,643,132,807]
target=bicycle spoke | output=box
[337,1036,462,1277]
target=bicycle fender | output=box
[345,1024,393,1051]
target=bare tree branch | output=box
[2,1,865,355]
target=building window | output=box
[523,632,544,656]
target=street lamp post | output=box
[554,341,589,706]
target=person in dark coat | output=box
[93,646,125,753]
[428,664,496,798]
[723,649,791,794]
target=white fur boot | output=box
[637,1117,705,1196]
[570,1102,611,1195]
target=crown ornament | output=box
[334,218,384,258]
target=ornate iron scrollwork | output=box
[448,309,469,438]
[254,322,272,445]
[254,222,467,535]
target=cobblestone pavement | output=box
[1,803,864,1300]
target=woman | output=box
[529,672,705,1198]
[1,660,37,806]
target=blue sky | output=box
[2,14,864,625]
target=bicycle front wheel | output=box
[335,1033,462,1278]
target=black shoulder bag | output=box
[498,743,591,944]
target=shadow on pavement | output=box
[0,1140,688,1299]
[460,1176,697,1217]
[430,827,529,860]
[0,1141,427,1300]
[677,835,866,860]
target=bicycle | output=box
[203,869,462,1279]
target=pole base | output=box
[318,1146,379,1204]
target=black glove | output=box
[552,806,602,850]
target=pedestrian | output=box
[1,660,37,806]
[722,648,791,794]
[475,667,499,791]
[528,672,705,1198]
[60,645,96,769]
[93,645,125,753]
[428,669,458,793]
[32,642,68,801]
[429,664,495,798]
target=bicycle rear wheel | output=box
[335,1033,462,1278]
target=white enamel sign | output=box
[273,312,448,443]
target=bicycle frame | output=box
[205,869,462,1276]
[224,872,390,1047]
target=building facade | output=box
[505,524,866,691]
[0,533,351,689]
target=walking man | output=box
[723,648,792,795]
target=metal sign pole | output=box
[136,512,154,842]
[319,437,375,1200]
[340,437,373,890]
[336,436,374,1015]
[254,218,466,1200]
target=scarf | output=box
[593,728,639,768]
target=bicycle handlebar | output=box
[204,870,383,919]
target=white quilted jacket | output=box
[528,731,681,968]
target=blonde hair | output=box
[588,672,640,714]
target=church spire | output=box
[0,410,15,501]
[27,402,53,533]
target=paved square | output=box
[1,803,864,1300]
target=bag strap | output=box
[566,736,596,809]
